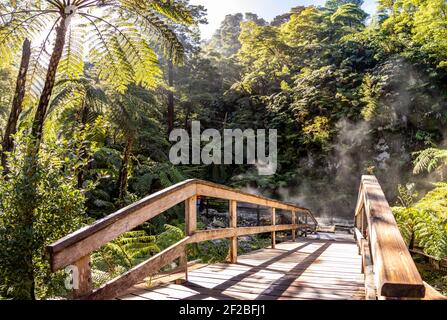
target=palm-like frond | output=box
[49,78,108,116]
[83,13,161,92]
[0,10,58,68]
[1,0,192,94]
[57,24,86,80]
[413,148,447,175]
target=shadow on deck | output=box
[117,236,365,300]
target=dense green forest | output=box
[0,0,447,299]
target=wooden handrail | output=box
[47,179,317,299]
[354,175,425,299]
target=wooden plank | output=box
[354,228,363,256]
[229,200,237,263]
[81,237,190,300]
[271,208,276,249]
[185,196,197,236]
[196,181,317,225]
[291,211,296,242]
[48,180,196,253]
[175,251,188,284]
[187,271,364,290]
[422,282,447,300]
[361,175,425,298]
[362,240,376,300]
[48,183,196,271]
[116,240,367,301]
[188,224,305,243]
[47,179,317,272]
[72,255,92,298]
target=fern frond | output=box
[0,11,57,68]
[57,24,86,80]
[83,13,161,92]
[413,148,447,175]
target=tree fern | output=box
[394,183,447,259]
[413,148,447,177]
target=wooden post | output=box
[229,200,238,263]
[271,208,276,249]
[184,195,196,282]
[304,214,308,237]
[362,208,368,239]
[73,255,92,299]
[175,250,188,284]
[185,195,197,236]
[291,210,296,242]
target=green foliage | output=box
[413,148,447,177]
[156,224,184,250]
[91,230,160,287]
[1,0,447,300]
[393,183,447,259]
[0,135,88,299]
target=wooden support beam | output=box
[184,195,197,282]
[175,250,188,284]
[46,178,319,300]
[362,240,376,300]
[72,255,92,299]
[47,182,197,271]
[360,175,425,298]
[82,238,189,300]
[229,200,238,263]
[185,195,197,236]
[271,208,276,249]
[188,224,303,243]
[291,210,296,242]
[354,227,363,256]
[196,181,316,225]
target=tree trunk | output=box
[77,100,89,188]
[409,232,415,250]
[117,137,134,201]
[22,17,68,300]
[167,60,174,133]
[1,39,31,175]
[30,17,68,151]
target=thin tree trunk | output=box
[30,17,68,151]
[167,60,174,133]
[23,17,68,300]
[117,137,134,201]
[1,39,31,175]
[77,99,89,188]
[409,232,415,250]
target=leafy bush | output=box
[393,183,447,259]
[0,137,88,299]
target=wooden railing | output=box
[47,179,317,300]
[354,175,426,299]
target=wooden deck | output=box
[48,177,446,300]
[117,236,365,300]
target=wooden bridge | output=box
[47,176,446,300]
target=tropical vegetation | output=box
[1,0,447,299]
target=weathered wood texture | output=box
[271,208,276,249]
[355,175,425,298]
[185,195,197,236]
[72,255,92,298]
[82,237,190,300]
[47,180,197,271]
[47,179,316,272]
[117,240,365,300]
[188,224,306,243]
[229,200,238,263]
[46,179,317,300]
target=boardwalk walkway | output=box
[117,236,365,300]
